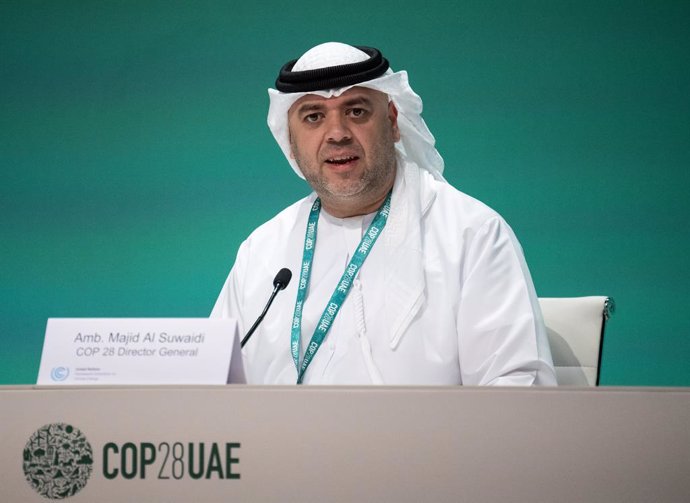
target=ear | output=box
[388,101,400,142]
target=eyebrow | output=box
[341,96,373,107]
[295,103,324,114]
[294,95,374,115]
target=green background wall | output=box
[2,1,689,385]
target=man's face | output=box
[287,86,400,216]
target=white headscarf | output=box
[267,42,446,182]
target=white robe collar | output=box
[291,160,436,351]
[383,160,436,348]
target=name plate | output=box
[37,318,244,385]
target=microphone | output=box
[241,268,292,348]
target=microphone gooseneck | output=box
[241,268,292,349]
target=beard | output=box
[291,135,398,209]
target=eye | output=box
[304,112,322,123]
[348,108,367,118]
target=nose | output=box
[325,113,352,144]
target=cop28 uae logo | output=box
[23,423,94,499]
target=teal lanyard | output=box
[291,191,392,384]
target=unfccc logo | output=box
[50,367,70,381]
[23,423,94,499]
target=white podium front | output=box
[1,386,689,502]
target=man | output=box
[212,42,556,386]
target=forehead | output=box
[288,86,388,115]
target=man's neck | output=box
[320,190,390,218]
[318,167,397,218]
